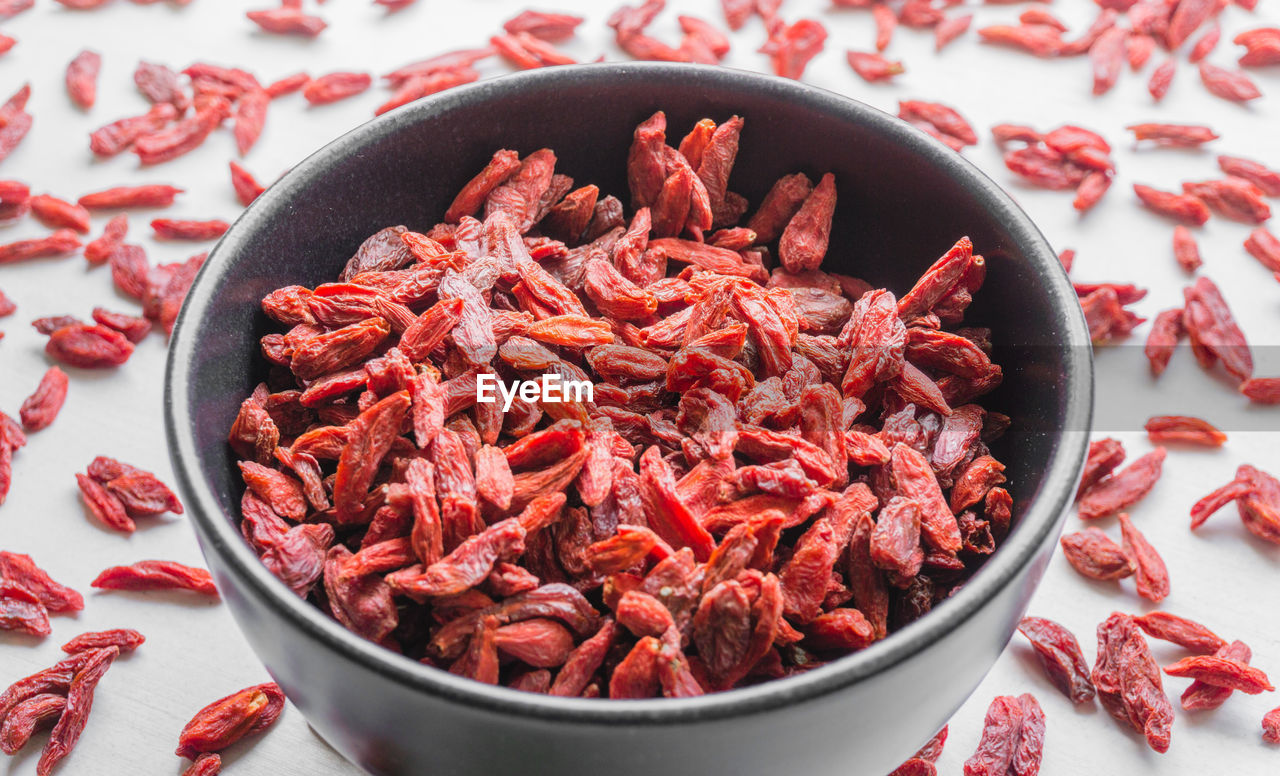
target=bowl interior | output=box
[166,62,1091,719]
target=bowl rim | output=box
[164,61,1093,725]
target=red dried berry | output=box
[1135,612,1226,655]
[303,72,372,105]
[0,552,83,613]
[134,98,231,165]
[1199,62,1262,102]
[91,307,152,343]
[935,14,973,51]
[151,218,231,241]
[1133,184,1209,225]
[85,212,129,267]
[92,561,217,596]
[230,162,266,207]
[64,49,101,109]
[1241,377,1280,405]
[760,19,828,79]
[89,103,177,157]
[45,324,134,368]
[61,628,145,654]
[1017,616,1097,703]
[1235,27,1280,67]
[29,194,91,233]
[1143,415,1225,447]
[0,693,65,755]
[1183,276,1253,382]
[1078,448,1166,520]
[0,230,82,265]
[1182,640,1253,710]
[1148,59,1176,101]
[1118,513,1169,603]
[503,9,583,41]
[1221,156,1280,198]
[134,61,188,111]
[1172,226,1202,273]
[79,184,183,209]
[1061,528,1134,581]
[19,367,69,432]
[962,694,1045,776]
[1265,707,1280,744]
[846,50,904,82]
[246,7,327,36]
[182,754,222,776]
[176,683,285,758]
[1128,123,1219,147]
[1093,613,1173,752]
[1164,655,1274,693]
[36,646,119,775]
[977,24,1063,56]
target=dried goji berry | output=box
[1118,513,1169,603]
[89,103,177,157]
[1220,155,1280,197]
[1143,415,1225,447]
[64,49,100,109]
[135,98,231,165]
[246,6,327,36]
[1164,654,1274,693]
[60,628,145,654]
[176,683,285,758]
[1135,611,1226,655]
[1183,276,1253,382]
[83,214,128,264]
[0,693,64,755]
[0,230,82,265]
[1199,62,1262,102]
[1148,59,1176,100]
[29,194,90,233]
[19,367,69,432]
[303,72,372,105]
[45,324,134,368]
[1018,616,1096,703]
[1241,377,1280,405]
[846,50,905,82]
[91,561,218,596]
[229,161,266,207]
[1060,528,1134,580]
[1078,448,1165,519]
[79,184,183,209]
[151,218,231,241]
[36,646,118,775]
[1182,640,1252,710]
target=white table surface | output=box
[1,0,1279,773]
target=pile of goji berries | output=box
[230,109,1015,703]
[2,1,1280,775]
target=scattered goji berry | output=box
[91,560,215,595]
[64,49,101,109]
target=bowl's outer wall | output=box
[168,64,1090,776]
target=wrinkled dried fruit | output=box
[1078,448,1166,519]
[1018,616,1096,703]
[1119,513,1169,603]
[176,683,285,758]
[1135,612,1225,655]
[1060,528,1134,581]
[91,561,218,596]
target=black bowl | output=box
[165,63,1092,776]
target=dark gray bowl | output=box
[165,63,1092,776]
